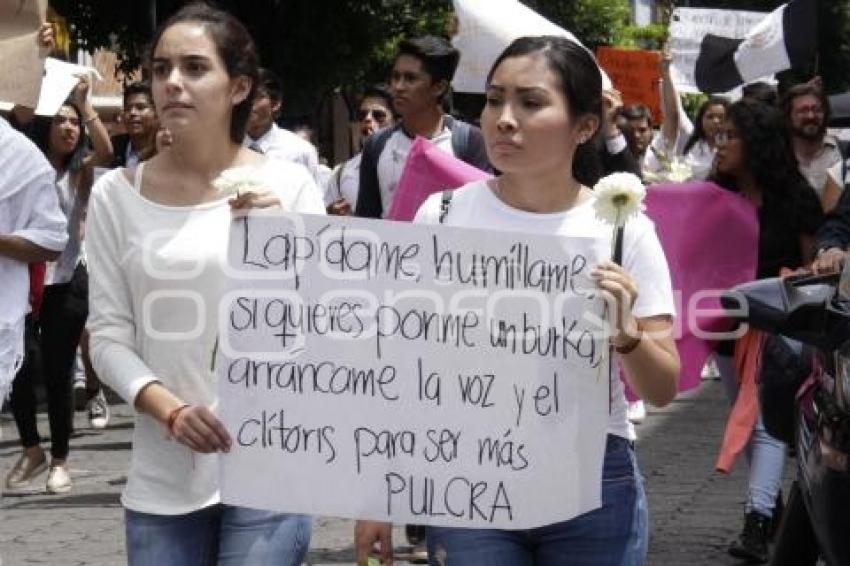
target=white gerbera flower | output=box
[665,158,693,183]
[212,166,266,196]
[592,172,646,227]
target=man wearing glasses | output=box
[324,86,395,215]
[781,81,844,212]
[355,36,490,219]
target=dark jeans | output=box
[11,265,88,460]
[426,435,648,565]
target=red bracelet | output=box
[614,333,642,355]
[613,321,644,355]
[166,404,190,438]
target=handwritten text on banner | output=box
[218,212,611,529]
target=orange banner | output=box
[596,47,662,127]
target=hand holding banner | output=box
[218,212,611,529]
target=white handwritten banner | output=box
[0,0,47,108]
[669,7,769,94]
[218,212,611,529]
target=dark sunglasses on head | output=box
[357,108,388,122]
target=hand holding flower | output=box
[212,166,282,210]
[591,261,641,348]
[228,190,281,210]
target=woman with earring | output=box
[85,5,324,564]
[355,35,680,566]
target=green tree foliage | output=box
[51,0,847,116]
[524,0,632,49]
[50,0,451,116]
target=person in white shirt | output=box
[85,5,323,564]
[630,45,728,183]
[324,85,395,215]
[0,116,68,491]
[6,73,113,495]
[782,82,844,212]
[355,35,679,566]
[243,67,322,185]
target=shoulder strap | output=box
[439,189,453,224]
[129,162,145,194]
[447,116,473,161]
[365,125,398,162]
[330,163,345,199]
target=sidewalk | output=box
[0,379,791,565]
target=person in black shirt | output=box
[709,99,823,563]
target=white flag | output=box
[451,0,611,93]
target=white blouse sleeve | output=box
[624,216,676,320]
[85,178,159,406]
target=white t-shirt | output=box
[643,113,714,182]
[244,123,322,186]
[86,158,325,514]
[377,127,454,218]
[44,170,84,286]
[0,117,67,401]
[413,180,676,440]
[323,153,362,208]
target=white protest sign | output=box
[669,7,769,94]
[451,0,611,93]
[218,212,611,529]
[33,58,102,116]
[0,0,47,108]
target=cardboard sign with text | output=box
[597,47,662,127]
[218,212,611,529]
[0,0,47,108]
[669,7,768,94]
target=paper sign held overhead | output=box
[596,47,662,127]
[34,58,102,116]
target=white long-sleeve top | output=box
[0,117,67,402]
[86,159,325,514]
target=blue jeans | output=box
[717,354,787,517]
[426,435,648,565]
[125,504,311,566]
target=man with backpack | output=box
[355,36,490,219]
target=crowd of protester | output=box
[1,2,848,565]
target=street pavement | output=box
[0,378,793,565]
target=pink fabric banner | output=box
[643,182,758,392]
[386,136,491,221]
[387,138,759,393]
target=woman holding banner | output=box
[356,36,680,565]
[85,4,323,564]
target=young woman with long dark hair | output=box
[85,4,324,563]
[355,35,680,565]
